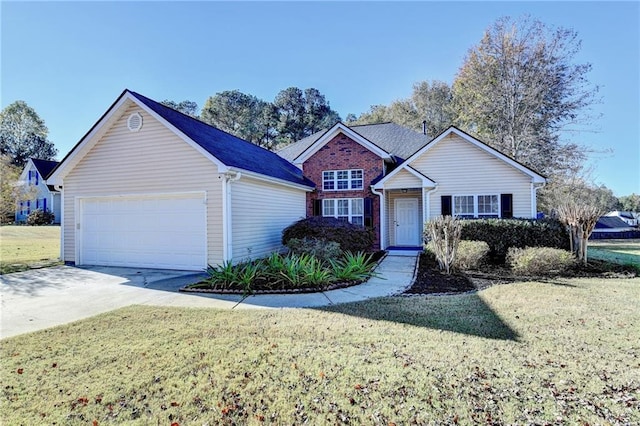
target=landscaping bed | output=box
[183,251,385,294]
[406,252,638,295]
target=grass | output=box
[0,225,61,274]
[589,239,640,270]
[1,277,639,424]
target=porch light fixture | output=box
[402,189,408,193]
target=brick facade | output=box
[302,133,384,249]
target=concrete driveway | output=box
[0,266,246,339]
[1,255,417,339]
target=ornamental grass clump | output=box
[330,252,377,282]
[425,216,462,274]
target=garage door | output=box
[79,193,206,270]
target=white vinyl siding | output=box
[230,176,306,263]
[62,102,224,266]
[410,133,534,219]
[383,169,423,190]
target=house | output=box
[47,89,314,271]
[604,211,639,227]
[15,158,61,224]
[278,123,546,250]
[48,89,546,272]
[591,216,640,240]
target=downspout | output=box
[370,186,385,250]
[532,181,546,218]
[223,171,242,262]
[423,186,438,245]
[54,185,64,261]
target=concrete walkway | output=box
[0,253,418,339]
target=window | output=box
[28,170,39,186]
[322,198,364,226]
[322,169,363,191]
[454,195,474,217]
[477,195,499,217]
[453,195,499,218]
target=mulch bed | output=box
[405,254,638,296]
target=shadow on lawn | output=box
[319,293,520,341]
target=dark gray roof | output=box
[595,216,634,230]
[277,122,428,162]
[31,158,59,178]
[128,91,314,188]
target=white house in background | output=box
[15,158,61,223]
[605,211,638,227]
[47,89,314,271]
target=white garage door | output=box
[79,193,206,271]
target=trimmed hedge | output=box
[460,218,569,261]
[282,217,375,254]
[507,247,575,276]
[286,237,342,264]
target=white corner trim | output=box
[370,186,385,250]
[294,123,393,163]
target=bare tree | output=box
[557,202,603,265]
[425,215,462,274]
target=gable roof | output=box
[49,90,314,188]
[277,122,428,163]
[128,91,313,187]
[30,158,60,178]
[595,216,635,230]
[373,126,546,188]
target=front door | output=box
[394,198,420,246]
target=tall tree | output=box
[160,99,198,117]
[618,194,640,212]
[353,80,454,137]
[200,90,276,148]
[452,16,599,176]
[0,101,57,167]
[274,87,341,145]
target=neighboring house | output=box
[278,123,546,250]
[604,211,639,227]
[15,158,61,224]
[591,216,640,240]
[47,90,314,271]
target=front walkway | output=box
[0,253,418,339]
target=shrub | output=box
[330,252,377,282]
[282,217,375,254]
[26,209,55,226]
[507,246,575,276]
[460,218,569,262]
[455,240,490,270]
[286,237,342,264]
[424,216,462,274]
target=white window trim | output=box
[453,194,500,218]
[322,198,364,226]
[322,169,364,191]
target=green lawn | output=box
[1,277,639,425]
[0,225,61,274]
[589,239,640,270]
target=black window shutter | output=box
[500,194,513,218]
[364,198,374,227]
[441,196,452,216]
[313,199,322,216]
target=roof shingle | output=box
[276,122,428,162]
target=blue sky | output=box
[2,1,638,196]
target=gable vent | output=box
[127,112,143,132]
